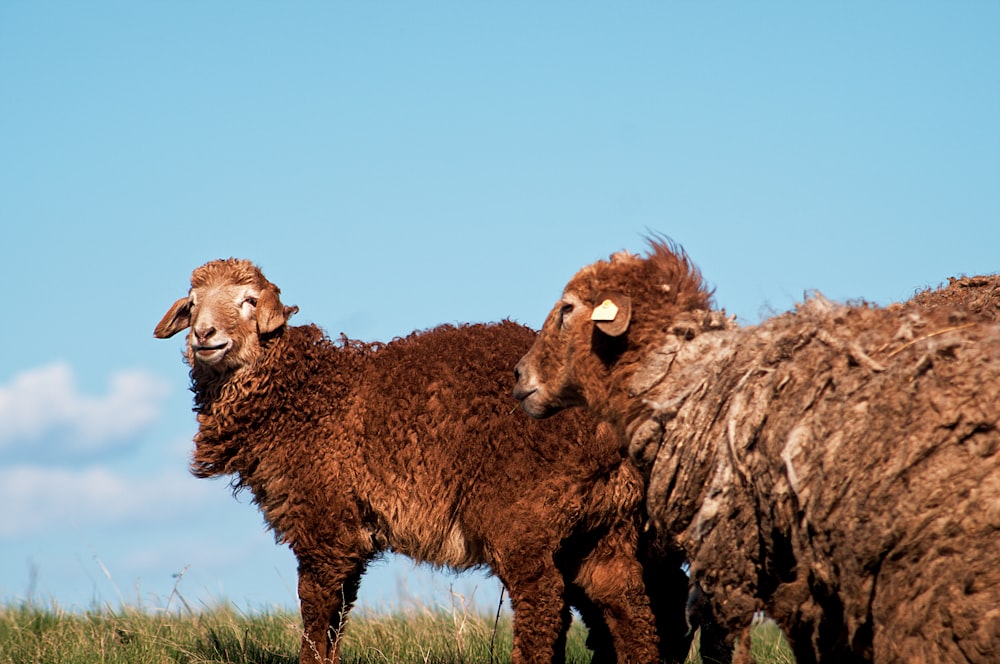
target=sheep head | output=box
[153,258,299,373]
[514,238,713,425]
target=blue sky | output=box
[2,2,997,614]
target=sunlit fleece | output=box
[0,363,170,452]
[0,464,214,538]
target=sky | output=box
[1,2,998,615]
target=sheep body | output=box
[639,294,1000,663]
[156,259,683,664]
[514,240,1000,663]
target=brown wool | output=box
[157,258,703,664]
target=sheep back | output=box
[634,293,1000,662]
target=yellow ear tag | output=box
[591,299,619,322]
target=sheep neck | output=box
[616,324,742,536]
[187,324,361,490]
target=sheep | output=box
[513,238,1000,663]
[154,257,690,664]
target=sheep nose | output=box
[513,359,529,386]
[194,325,216,345]
[512,360,537,402]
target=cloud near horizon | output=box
[0,463,215,538]
[0,363,171,456]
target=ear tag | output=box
[591,299,620,322]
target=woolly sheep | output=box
[155,258,691,664]
[514,239,1000,663]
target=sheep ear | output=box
[591,292,631,337]
[154,297,191,338]
[257,287,297,333]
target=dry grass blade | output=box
[884,322,978,359]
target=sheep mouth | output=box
[192,342,232,363]
[512,384,537,403]
[514,386,553,419]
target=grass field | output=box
[0,600,794,663]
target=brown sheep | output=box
[154,258,689,664]
[514,238,1000,663]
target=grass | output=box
[0,600,794,664]
[746,619,796,664]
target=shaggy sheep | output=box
[513,239,1000,663]
[905,273,1000,321]
[154,258,690,664]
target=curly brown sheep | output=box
[153,258,695,664]
[514,238,1000,663]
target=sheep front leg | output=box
[574,528,662,664]
[297,559,365,664]
[503,558,571,664]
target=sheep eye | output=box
[243,296,258,307]
[558,302,574,327]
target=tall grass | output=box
[0,599,792,663]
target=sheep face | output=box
[515,238,711,422]
[514,289,602,419]
[514,268,638,422]
[153,258,298,372]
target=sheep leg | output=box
[574,527,662,664]
[693,608,732,664]
[638,539,696,664]
[297,559,365,664]
[502,558,571,664]
[565,583,616,663]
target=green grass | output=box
[0,601,793,663]
[746,619,796,664]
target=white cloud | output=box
[0,363,170,453]
[0,464,214,538]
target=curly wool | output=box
[183,310,690,664]
[191,322,625,555]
